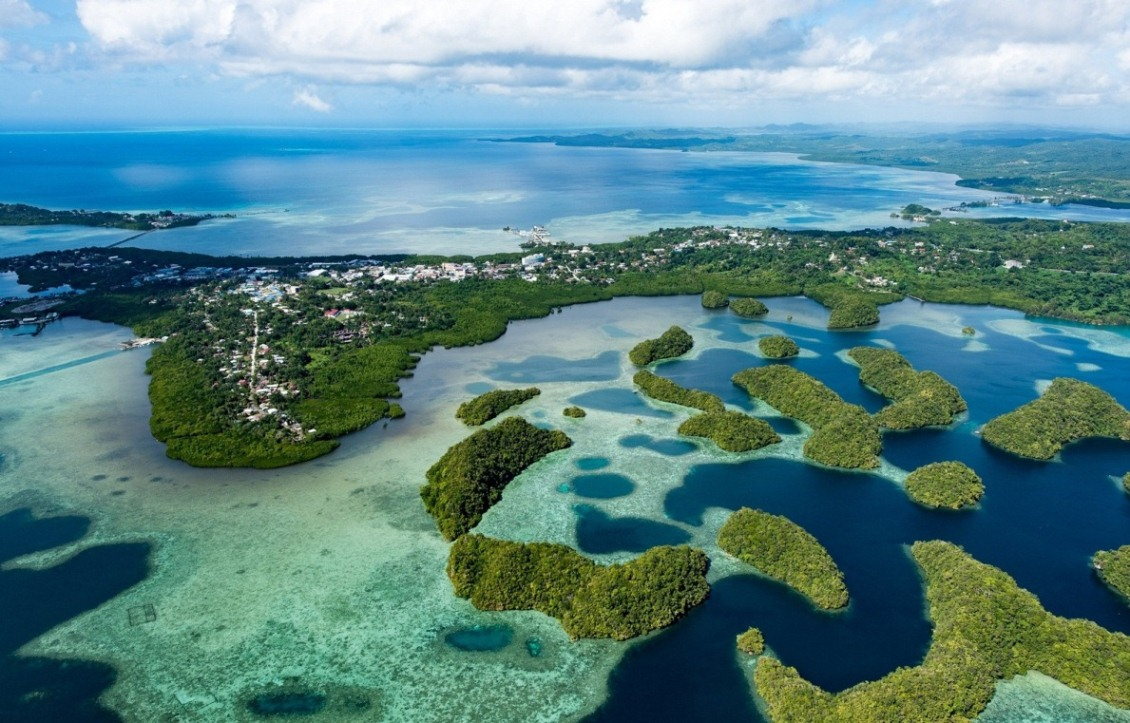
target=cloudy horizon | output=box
[2,0,1128,129]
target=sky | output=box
[1,0,1129,129]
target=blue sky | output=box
[2,0,1128,129]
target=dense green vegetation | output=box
[0,202,215,230]
[447,534,710,640]
[146,338,340,468]
[420,417,572,540]
[677,411,781,453]
[733,366,882,469]
[981,378,1130,460]
[11,210,1130,468]
[718,508,848,610]
[455,387,540,426]
[847,346,967,429]
[754,540,1130,721]
[736,627,765,656]
[730,297,768,317]
[1093,546,1130,606]
[634,370,724,413]
[701,290,729,308]
[563,406,586,418]
[904,461,984,510]
[802,284,898,330]
[1124,473,1130,495]
[628,326,695,366]
[758,335,799,359]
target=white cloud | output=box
[292,86,331,112]
[67,0,1130,114]
[0,0,47,29]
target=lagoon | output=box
[4,130,1130,261]
[1,293,1129,721]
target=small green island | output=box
[420,417,572,540]
[1123,472,1130,495]
[718,508,849,610]
[732,365,882,469]
[628,325,695,366]
[759,335,799,359]
[0,201,219,231]
[730,297,768,318]
[847,346,967,429]
[701,290,729,308]
[562,406,586,418]
[805,284,896,330]
[455,387,540,426]
[677,411,781,453]
[736,627,765,656]
[754,540,1130,721]
[1093,546,1130,607]
[980,378,1130,460]
[447,534,710,640]
[634,369,724,413]
[904,461,984,510]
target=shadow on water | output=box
[0,507,150,723]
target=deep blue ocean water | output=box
[582,302,1130,721]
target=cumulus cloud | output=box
[69,0,1130,111]
[292,86,331,112]
[0,0,47,28]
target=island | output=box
[455,387,540,426]
[730,297,768,318]
[562,406,586,418]
[804,283,896,330]
[0,202,219,231]
[903,461,984,510]
[732,365,882,469]
[701,290,729,308]
[633,370,724,413]
[628,325,695,366]
[5,213,1130,468]
[1093,546,1130,607]
[447,534,710,640]
[736,627,765,656]
[758,335,799,359]
[847,346,967,429]
[754,540,1130,721]
[420,417,572,540]
[717,508,849,610]
[1124,472,1130,495]
[980,378,1130,460]
[677,411,781,453]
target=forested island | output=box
[732,366,882,469]
[903,461,984,510]
[455,387,540,426]
[628,325,695,366]
[420,417,572,540]
[701,290,729,308]
[677,411,781,453]
[447,535,710,640]
[1093,546,1130,607]
[758,335,799,359]
[730,297,768,318]
[847,347,967,429]
[717,508,848,610]
[5,214,1130,468]
[634,370,724,413]
[754,540,1130,721]
[0,202,219,231]
[980,378,1130,460]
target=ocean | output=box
[1,131,1129,722]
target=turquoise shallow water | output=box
[3,129,1130,260]
[1,295,1129,721]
